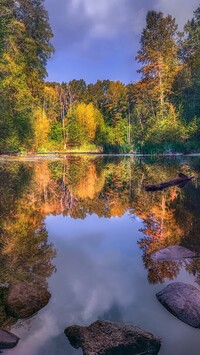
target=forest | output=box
[0,0,200,154]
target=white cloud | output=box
[45,0,147,48]
[154,0,199,28]
[46,0,199,49]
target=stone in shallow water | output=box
[0,328,19,349]
[156,282,200,328]
[5,281,51,318]
[64,320,161,355]
[151,246,196,262]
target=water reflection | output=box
[1,157,200,289]
[0,156,200,354]
[0,163,56,328]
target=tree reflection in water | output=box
[0,163,56,328]
[0,156,200,329]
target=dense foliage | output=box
[0,3,200,153]
[0,0,53,152]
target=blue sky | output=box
[45,0,199,84]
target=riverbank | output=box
[0,152,200,161]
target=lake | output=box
[0,155,200,355]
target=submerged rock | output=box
[5,281,51,318]
[0,328,19,349]
[151,246,196,262]
[64,320,161,355]
[156,282,200,328]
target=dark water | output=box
[0,156,200,355]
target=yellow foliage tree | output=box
[67,102,104,146]
[34,108,50,151]
[43,86,59,121]
[76,103,98,141]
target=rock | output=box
[0,328,19,349]
[5,281,51,318]
[64,320,161,355]
[151,246,196,262]
[156,282,200,328]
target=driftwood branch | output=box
[145,173,194,192]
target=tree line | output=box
[0,1,199,153]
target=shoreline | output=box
[0,152,200,161]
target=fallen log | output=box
[145,173,194,192]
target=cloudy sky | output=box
[45,0,199,84]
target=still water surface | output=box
[0,156,200,355]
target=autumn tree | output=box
[33,108,50,150]
[67,102,105,147]
[0,0,53,152]
[136,11,180,117]
[133,11,189,152]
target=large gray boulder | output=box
[5,281,51,318]
[151,246,196,262]
[156,282,200,328]
[64,320,161,355]
[0,328,19,349]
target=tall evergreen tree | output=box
[136,11,180,117]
